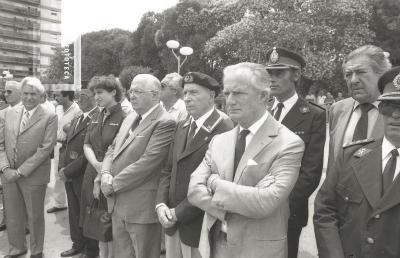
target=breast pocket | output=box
[240,163,270,186]
[335,184,363,225]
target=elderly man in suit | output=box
[314,66,400,258]
[160,73,188,122]
[59,89,100,257]
[0,77,57,258]
[327,45,392,171]
[156,72,233,258]
[266,47,326,258]
[100,74,176,258]
[188,62,305,258]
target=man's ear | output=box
[293,69,301,82]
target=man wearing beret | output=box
[156,72,233,258]
[266,47,326,258]
[314,66,400,258]
[59,89,100,257]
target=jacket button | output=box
[367,237,375,244]
[344,196,349,201]
[374,214,380,219]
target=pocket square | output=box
[246,159,258,166]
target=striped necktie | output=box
[20,111,30,132]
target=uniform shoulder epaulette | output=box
[308,101,326,111]
[343,138,375,149]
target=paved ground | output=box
[0,127,329,257]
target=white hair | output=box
[20,77,45,94]
[131,74,161,92]
[5,80,21,90]
[161,73,183,97]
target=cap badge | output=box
[270,47,279,64]
[393,74,400,90]
[184,74,194,83]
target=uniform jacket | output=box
[269,97,326,227]
[314,139,400,258]
[102,104,176,223]
[188,114,305,258]
[0,104,57,185]
[156,109,234,247]
[61,107,100,179]
[327,97,383,173]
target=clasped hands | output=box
[156,204,178,228]
[1,168,20,183]
[100,173,114,197]
[207,173,221,195]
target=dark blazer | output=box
[314,139,400,258]
[269,97,326,227]
[156,109,233,247]
[61,107,100,180]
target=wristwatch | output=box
[0,166,9,174]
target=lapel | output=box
[12,106,23,139]
[178,109,222,161]
[281,98,307,129]
[351,141,382,209]
[68,108,99,142]
[19,105,44,135]
[333,98,354,154]
[113,105,162,160]
[175,118,191,158]
[234,115,278,183]
[371,113,384,139]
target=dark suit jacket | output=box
[102,104,176,223]
[270,97,326,227]
[156,109,233,247]
[314,139,400,258]
[61,108,100,181]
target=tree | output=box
[118,65,152,90]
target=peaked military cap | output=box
[377,66,400,101]
[183,72,220,93]
[265,47,306,70]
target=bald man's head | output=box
[4,80,22,106]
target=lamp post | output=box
[166,40,193,74]
[0,70,13,89]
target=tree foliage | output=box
[118,65,152,90]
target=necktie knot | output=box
[391,149,399,157]
[359,103,374,113]
[277,102,284,109]
[274,102,284,120]
[240,129,250,138]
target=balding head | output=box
[21,77,45,95]
[4,80,22,106]
[129,74,161,114]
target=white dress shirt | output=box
[382,137,400,181]
[271,93,299,122]
[120,97,134,115]
[162,98,187,122]
[343,101,380,145]
[239,110,269,149]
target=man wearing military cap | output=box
[266,46,326,258]
[314,66,400,258]
[156,71,233,258]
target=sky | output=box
[61,0,178,45]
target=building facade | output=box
[0,0,61,80]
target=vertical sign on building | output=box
[74,34,81,91]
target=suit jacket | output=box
[102,104,176,223]
[156,109,234,247]
[61,108,100,180]
[0,104,57,185]
[327,97,383,173]
[314,139,400,258]
[188,114,305,258]
[269,97,326,227]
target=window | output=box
[51,12,57,16]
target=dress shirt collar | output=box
[170,98,185,112]
[239,110,269,136]
[382,137,400,161]
[190,107,214,129]
[141,103,160,121]
[23,105,39,118]
[271,93,298,111]
[353,100,380,111]
[82,106,97,119]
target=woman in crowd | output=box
[80,76,126,258]
[0,91,8,110]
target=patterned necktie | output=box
[20,111,30,132]
[233,129,250,174]
[274,102,284,121]
[353,103,374,141]
[382,149,399,195]
[74,114,84,133]
[185,120,197,151]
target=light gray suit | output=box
[0,104,57,255]
[327,97,383,172]
[102,104,176,258]
[187,114,305,258]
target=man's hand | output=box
[101,183,114,197]
[3,168,20,183]
[93,181,101,199]
[58,168,68,182]
[101,174,114,196]
[94,161,103,174]
[207,174,221,194]
[156,204,176,228]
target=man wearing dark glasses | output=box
[314,66,400,258]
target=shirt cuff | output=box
[155,203,167,211]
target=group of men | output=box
[0,43,399,258]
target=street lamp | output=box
[0,71,13,88]
[166,40,193,74]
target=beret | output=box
[183,72,220,93]
[377,66,400,101]
[265,47,306,69]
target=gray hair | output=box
[343,45,392,75]
[131,74,161,92]
[161,73,183,97]
[5,80,21,90]
[223,62,271,94]
[20,77,45,95]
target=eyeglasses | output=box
[128,89,155,95]
[379,101,400,116]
